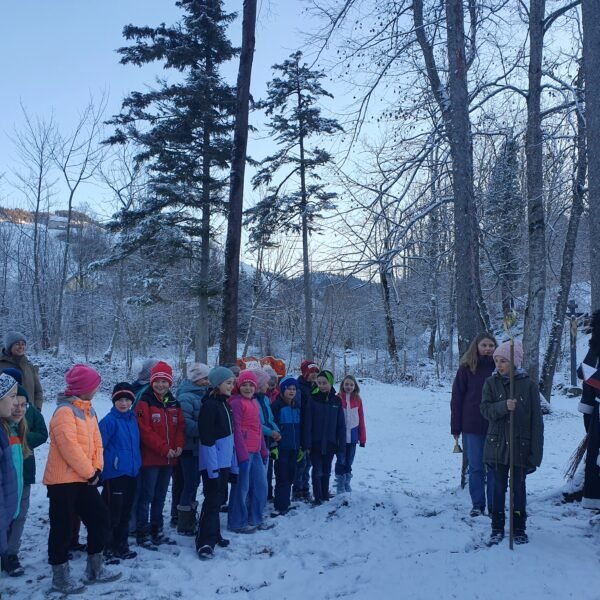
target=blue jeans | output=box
[335,443,357,476]
[227,452,267,531]
[274,449,298,512]
[137,466,172,531]
[463,433,495,511]
[491,464,527,513]
[294,451,311,492]
[179,452,200,507]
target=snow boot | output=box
[513,511,529,544]
[136,527,158,551]
[2,553,24,577]
[335,475,346,495]
[197,544,214,559]
[84,553,122,584]
[177,505,196,536]
[321,477,331,501]
[344,474,352,493]
[51,562,87,595]
[151,525,176,546]
[488,511,505,546]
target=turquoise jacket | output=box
[8,422,24,519]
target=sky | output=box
[0,0,328,219]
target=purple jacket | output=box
[450,355,495,436]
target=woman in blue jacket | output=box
[99,383,141,561]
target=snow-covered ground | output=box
[4,381,598,600]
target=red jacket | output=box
[338,392,367,445]
[136,389,185,467]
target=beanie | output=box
[1,368,23,385]
[112,382,136,404]
[317,370,335,386]
[251,368,270,390]
[279,376,298,396]
[3,331,26,353]
[208,366,235,388]
[300,360,320,379]
[150,361,173,385]
[65,364,102,398]
[238,370,258,389]
[136,359,160,385]
[188,362,210,383]
[493,340,524,368]
[0,372,17,400]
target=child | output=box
[176,362,210,535]
[1,368,47,577]
[228,370,269,533]
[99,382,141,562]
[293,360,320,500]
[43,364,120,594]
[450,332,497,517]
[136,361,185,548]
[253,367,281,501]
[481,340,544,545]
[1,381,30,577]
[271,376,302,515]
[334,375,366,494]
[304,370,345,505]
[0,373,18,564]
[196,367,238,559]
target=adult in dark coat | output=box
[450,332,497,516]
[0,332,43,409]
[577,309,600,509]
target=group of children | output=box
[0,357,367,594]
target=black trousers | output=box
[311,452,334,502]
[170,460,184,518]
[101,475,137,551]
[47,483,110,565]
[490,464,527,513]
[196,468,229,550]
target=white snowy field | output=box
[3,381,599,600]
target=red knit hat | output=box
[300,360,320,378]
[150,361,173,385]
[237,369,258,389]
[65,364,101,398]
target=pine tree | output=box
[105,0,237,361]
[482,136,525,318]
[248,51,342,359]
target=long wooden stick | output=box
[509,339,515,550]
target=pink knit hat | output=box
[150,361,173,385]
[237,369,258,389]
[252,368,271,390]
[493,340,524,368]
[65,364,101,397]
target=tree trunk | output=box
[539,66,586,399]
[379,262,400,366]
[583,0,600,311]
[219,0,257,364]
[522,0,546,384]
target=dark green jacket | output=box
[480,371,544,469]
[24,404,48,484]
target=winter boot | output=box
[84,553,122,584]
[51,562,87,595]
[336,475,346,495]
[177,505,196,536]
[151,525,176,546]
[488,511,505,546]
[2,553,24,577]
[197,544,214,559]
[344,473,353,493]
[513,511,529,544]
[136,527,158,551]
[322,477,331,501]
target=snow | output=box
[4,381,599,600]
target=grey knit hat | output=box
[188,362,210,382]
[136,359,160,385]
[208,366,235,388]
[3,331,26,353]
[0,372,18,400]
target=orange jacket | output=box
[43,395,103,485]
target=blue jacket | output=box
[303,389,346,455]
[8,422,24,518]
[256,392,280,448]
[0,426,18,555]
[176,379,208,455]
[99,406,142,480]
[271,396,301,451]
[198,393,238,479]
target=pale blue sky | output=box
[0,1,326,216]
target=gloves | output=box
[270,447,279,461]
[229,472,238,484]
[87,469,101,486]
[297,449,305,463]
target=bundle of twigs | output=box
[564,433,589,480]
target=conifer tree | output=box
[248,51,342,359]
[105,0,236,361]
